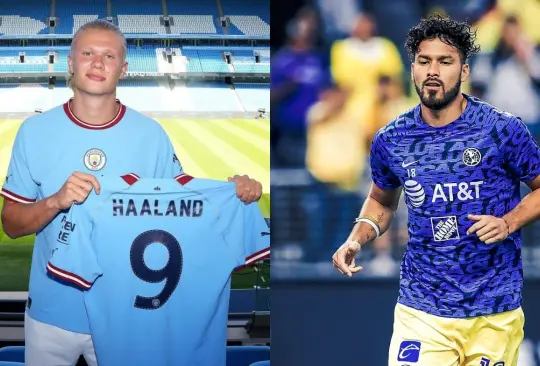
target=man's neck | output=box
[420,93,467,128]
[71,91,119,125]
[290,42,311,52]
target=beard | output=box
[414,77,461,111]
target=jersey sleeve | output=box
[227,202,270,270]
[369,131,401,189]
[46,204,102,290]
[500,116,540,183]
[379,39,404,79]
[0,122,38,204]
[156,127,184,178]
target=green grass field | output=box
[0,118,270,290]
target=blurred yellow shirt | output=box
[474,0,540,52]
[305,96,377,191]
[331,37,404,103]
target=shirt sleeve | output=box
[330,41,347,88]
[379,39,404,78]
[46,203,102,290]
[156,127,184,179]
[0,122,38,203]
[270,52,290,86]
[369,131,401,189]
[500,116,540,183]
[225,201,270,270]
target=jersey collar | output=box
[63,97,126,130]
[120,173,194,186]
[175,173,194,185]
[413,93,473,132]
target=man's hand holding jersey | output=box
[48,172,262,211]
[50,172,101,210]
[467,214,510,244]
[228,174,263,204]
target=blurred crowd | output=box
[270,0,540,275]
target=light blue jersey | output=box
[46,174,270,366]
[0,99,182,333]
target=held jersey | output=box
[46,174,270,366]
[370,94,540,318]
[0,99,182,333]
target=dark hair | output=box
[405,13,481,63]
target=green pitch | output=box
[0,118,270,291]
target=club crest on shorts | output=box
[462,147,482,167]
[480,357,505,366]
[397,340,421,363]
[84,148,106,171]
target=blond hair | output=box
[67,19,127,89]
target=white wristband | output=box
[355,218,380,238]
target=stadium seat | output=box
[55,0,106,35]
[0,346,24,362]
[249,361,270,366]
[117,15,165,34]
[226,346,270,366]
[169,15,217,34]
[227,16,269,36]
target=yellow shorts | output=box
[388,303,524,366]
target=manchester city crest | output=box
[84,148,106,171]
[462,148,481,167]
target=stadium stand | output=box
[235,83,270,112]
[114,0,165,34]
[125,45,159,72]
[221,0,270,36]
[113,0,163,15]
[198,49,232,72]
[0,79,269,114]
[0,3,50,36]
[54,0,107,35]
[181,48,206,72]
[170,15,218,34]
[53,49,70,72]
[167,0,222,35]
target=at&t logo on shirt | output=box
[403,179,483,207]
[397,340,421,363]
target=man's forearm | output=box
[503,188,540,235]
[1,196,61,239]
[346,196,396,246]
